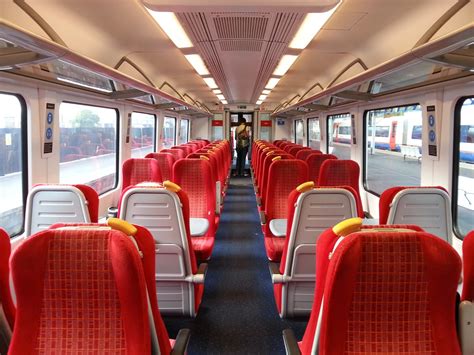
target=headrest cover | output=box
[272,156,282,162]
[163,180,181,192]
[332,217,363,236]
[297,181,315,193]
[107,218,137,236]
[200,155,210,161]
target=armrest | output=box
[186,263,208,284]
[259,211,266,225]
[282,329,301,355]
[269,262,285,284]
[215,181,221,215]
[459,300,474,355]
[170,329,191,355]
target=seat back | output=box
[276,184,358,317]
[317,159,360,193]
[172,145,191,157]
[119,183,200,316]
[25,184,98,236]
[305,153,337,184]
[161,148,185,160]
[173,159,216,236]
[311,227,461,355]
[10,226,158,354]
[288,146,308,157]
[0,228,14,352]
[122,158,162,190]
[462,230,474,301]
[296,149,320,161]
[380,186,452,243]
[145,152,176,181]
[265,160,309,221]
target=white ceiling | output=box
[0,0,472,109]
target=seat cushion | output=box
[190,218,210,237]
[269,219,287,237]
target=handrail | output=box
[0,20,212,117]
[272,23,474,117]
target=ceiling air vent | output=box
[213,15,268,39]
[219,39,263,52]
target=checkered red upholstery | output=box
[306,153,337,184]
[10,227,156,354]
[161,148,185,160]
[462,230,474,301]
[296,149,321,161]
[0,228,15,329]
[288,146,309,157]
[172,145,192,157]
[263,159,309,261]
[122,158,162,190]
[317,159,364,217]
[299,226,461,355]
[145,152,176,181]
[173,159,216,260]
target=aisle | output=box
[164,176,307,354]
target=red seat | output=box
[0,228,14,350]
[462,230,474,301]
[294,222,461,355]
[262,159,308,261]
[257,153,291,208]
[118,183,206,316]
[145,152,176,181]
[295,149,320,161]
[172,145,192,157]
[161,148,185,160]
[122,158,162,191]
[317,159,363,217]
[305,153,337,184]
[173,159,216,260]
[10,223,189,354]
[271,183,360,317]
[288,146,309,157]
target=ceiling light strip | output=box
[146,10,193,48]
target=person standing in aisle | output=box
[235,117,250,177]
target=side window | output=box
[162,116,176,149]
[59,102,119,195]
[294,119,304,145]
[453,97,474,238]
[0,93,26,236]
[364,104,422,195]
[327,113,351,159]
[131,112,156,158]
[307,117,320,149]
[178,119,189,144]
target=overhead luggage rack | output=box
[0,20,212,117]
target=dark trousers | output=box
[236,146,248,176]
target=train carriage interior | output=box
[0,0,473,354]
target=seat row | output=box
[281,219,470,354]
[0,220,192,354]
[22,139,232,319]
[251,140,362,263]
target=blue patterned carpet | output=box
[164,176,307,354]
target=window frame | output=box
[163,116,177,148]
[362,103,421,197]
[452,96,473,240]
[326,112,351,155]
[179,118,190,144]
[306,117,320,148]
[0,91,28,237]
[60,101,120,195]
[294,119,304,144]
[130,111,157,155]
